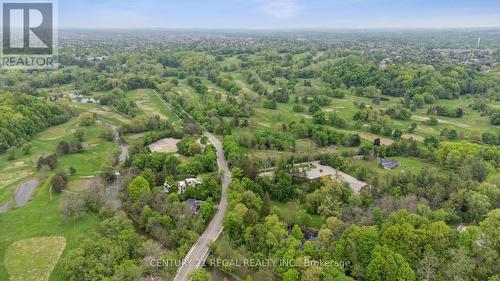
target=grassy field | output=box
[75,103,132,125]
[0,119,81,205]
[0,117,121,280]
[5,236,67,281]
[126,89,181,124]
[0,118,120,204]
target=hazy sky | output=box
[60,0,500,29]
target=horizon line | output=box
[59,26,500,31]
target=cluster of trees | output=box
[62,213,147,280]
[215,170,500,281]
[123,116,180,139]
[223,136,244,166]
[98,87,137,116]
[288,122,361,147]
[0,93,74,153]
[37,154,58,170]
[253,130,295,151]
[176,136,203,156]
[51,171,69,193]
[208,72,241,95]
[385,106,413,120]
[321,57,490,99]
[130,151,214,182]
[57,140,84,154]
[123,172,218,279]
[489,110,500,125]
[187,77,208,94]
[428,105,465,118]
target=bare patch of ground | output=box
[148,138,180,153]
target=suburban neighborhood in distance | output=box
[0,1,499,281]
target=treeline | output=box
[287,122,361,147]
[321,56,491,99]
[0,93,75,153]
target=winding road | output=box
[173,131,231,281]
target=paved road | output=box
[173,131,231,281]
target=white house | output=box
[163,178,202,195]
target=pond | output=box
[0,179,40,213]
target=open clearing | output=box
[37,119,79,141]
[148,138,180,153]
[4,236,66,281]
[127,89,181,123]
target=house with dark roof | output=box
[379,158,400,170]
[184,199,205,215]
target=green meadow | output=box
[0,117,120,280]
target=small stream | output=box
[103,121,128,209]
[111,124,129,163]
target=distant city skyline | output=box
[60,0,500,29]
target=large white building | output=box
[163,178,202,195]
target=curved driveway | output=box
[173,132,231,281]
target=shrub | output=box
[128,176,150,201]
[51,172,69,193]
